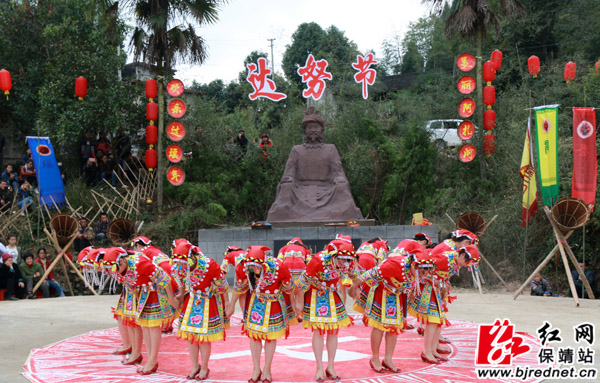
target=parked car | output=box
[425,119,478,149]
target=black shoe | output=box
[27,294,35,299]
[8,297,19,301]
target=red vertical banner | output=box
[572,108,597,210]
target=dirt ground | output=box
[1,290,598,383]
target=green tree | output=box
[400,41,424,74]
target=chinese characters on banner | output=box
[458,121,476,140]
[246,57,287,101]
[456,53,477,161]
[459,144,477,162]
[166,80,186,186]
[352,53,378,99]
[457,53,476,72]
[458,76,476,95]
[459,98,476,118]
[297,54,332,100]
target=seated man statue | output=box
[266,107,364,222]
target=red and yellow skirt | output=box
[177,291,229,344]
[354,283,404,333]
[302,287,352,334]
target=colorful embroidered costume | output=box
[356,238,389,272]
[233,246,297,340]
[297,236,358,334]
[122,252,175,327]
[408,244,458,326]
[354,253,418,333]
[277,237,311,283]
[171,241,229,344]
[100,247,139,327]
[220,246,247,275]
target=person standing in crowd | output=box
[35,248,65,297]
[98,154,117,187]
[79,131,95,172]
[0,253,25,300]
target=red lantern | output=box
[0,69,12,99]
[146,125,157,147]
[564,62,576,83]
[484,134,496,157]
[458,98,476,118]
[490,50,503,71]
[528,56,540,78]
[145,148,157,171]
[484,110,496,131]
[483,85,495,109]
[483,61,496,84]
[595,61,600,74]
[145,79,157,101]
[459,144,477,162]
[75,76,87,100]
[146,102,158,123]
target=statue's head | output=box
[302,107,325,144]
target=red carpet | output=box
[23,316,545,383]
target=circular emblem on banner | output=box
[457,76,476,94]
[542,119,551,134]
[166,144,183,163]
[457,121,475,140]
[166,121,186,141]
[167,166,185,186]
[36,145,51,156]
[166,79,184,97]
[167,99,186,118]
[576,120,594,139]
[456,54,476,72]
[459,144,477,162]
[458,98,476,118]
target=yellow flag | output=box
[534,105,559,206]
[520,118,538,226]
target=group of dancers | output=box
[77,229,480,381]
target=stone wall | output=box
[198,225,439,284]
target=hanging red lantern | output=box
[527,56,540,78]
[564,62,576,83]
[490,50,503,71]
[483,85,496,109]
[145,79,157,101]
[459,144,477,162]
[146,125,157,147]
[595,61,600,74]
[75,76,87,100]
[0,69,12,99]
[484,134,496,157]
[483,61,496,84]
[145,148,157,171]
[484,110,496,131]
[146,102,158,124]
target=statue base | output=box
[266,219,376,228]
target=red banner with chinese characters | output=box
[167,166,185,186]
[167,99,186,118]
[457,76,476,94]
[459,144,476,162]
[572,107,597,210]
[166,121,186,141]
[458,121,475,140]
[456,54,476,72]
[166,144,183,163]
[166,79,184,97]
[459,98,475,118]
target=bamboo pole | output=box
[33,229,78,294]
[480,252,509,289]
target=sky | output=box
[169,0,431,86]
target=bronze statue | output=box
[266,107,364,222]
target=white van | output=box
[424,119,477,149]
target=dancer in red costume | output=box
[355,237,389,271]
[226,246,299,383]
[120,242,180,375]
[409,239,479,364]
[171,240,229,380]
[277,237,311,317]
[413,233,432,247]
[351,240,424,373]
[296,235,358,382]
[221,245,247,275]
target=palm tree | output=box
[424,0,524,177]
[100,0,227,208]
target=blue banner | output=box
[26,136,66,208]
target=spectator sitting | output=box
[22,147,32,166]
[123,152,142,184]
[1,164,19,192]
[16,180,33,215]
[259,133,273,157]
[19,160,37,186]
[96,132,112,155]
[4,233,20,265]
[0,253,25,300]
[0,180,13,213]
[74,217,93,252]
[571,262,596,299]
[530,273,553,296]
[35,248,65,297]
[98,154,117,187]
[95,213,110,242]
[83,158,99,186]
[19,252,47,299]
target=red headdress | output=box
[460,245,481,265]
[287,237,303,245]
[241,245,273,269]
[171,238,191,250]
[451,229,479,245]
[326,234,357,260]
[413,232,432,245]
[132,236,152,247]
